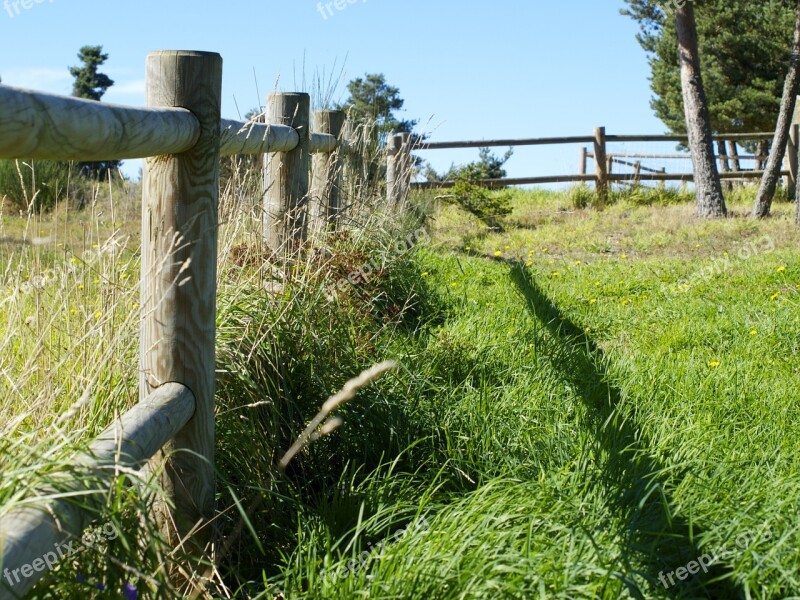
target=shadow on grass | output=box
[509,262,742,600]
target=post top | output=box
[147,50,222,59]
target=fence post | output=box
[387,132,412,205]
[264,92,311,251]
[579,146,587,186]
[593,126,608,206]
[788,124,798,198]
[140,51,222,549]
[310,109,346,232]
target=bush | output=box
[444,177,513,231]
[0,159,75,212]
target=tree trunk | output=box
[753,0,800,218]
[676,3,727,217]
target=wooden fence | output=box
[411,126,799,198]
[0,49,409,598]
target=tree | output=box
[341,74,416,138]
[676,2,726,217]
[753,0,800,218]
[622,1,795,136]
[70,45,114,100]
[424,147,513,182]
[69,45,120,181]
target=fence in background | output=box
[412,126,799,199]
[0,49,389,598]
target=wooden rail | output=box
[411,126,796,193]
[0,50,352,598]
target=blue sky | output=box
[0,0,683,181]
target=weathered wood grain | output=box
[263,93,311,250]
[219,119,298,155]
[140,50,222,548]
[309,110,346,232]
[0,85,199,160]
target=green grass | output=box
[2,183,800,598]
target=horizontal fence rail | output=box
[0,49,357,599]
[0,384,195,598]
[411,126,798,197]
[0,85,201,161]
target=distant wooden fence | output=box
[411,125,799,198]
[0,50,383,598]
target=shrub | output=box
[0,159,75,212]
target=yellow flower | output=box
[451,282,457,287]
[494,250,502,257]
[589,298,597,304]
[121,273,129,280]
[504,245,510,250]
[551,271,560,277]
[708,361,721,368]
[620,253,628,259]
[777,266,786,273]
[465,246,471,251]
[750,330,757,336]
[421,272,429,277]
[69,257,77,265]
[94,311,102,320]
[132,303,140,309]
[695,244,701,249]
[723,252,728,256]
[77,284,84,290]
[770,292,780,301]
[594,281,601,287]
[621,299,629,306]
[574,260,582,265]
[92,244,99,249]
[57,243,63,248]
[526,261,533,267]
[542,247,548,253]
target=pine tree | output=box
[69,45,120,181]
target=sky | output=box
[0,0,687,182]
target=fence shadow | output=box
[508,262,743,600]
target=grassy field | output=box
[1,184,799,599]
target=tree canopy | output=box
[622,0,796,134]
[341,73,416,136]
[69,45,114,101]
[69,45,119,181]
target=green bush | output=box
[445,177,513,230]
[0,159,75,212]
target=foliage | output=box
[341,73,416,137]
[622,0,796,134]
[69,45,121,182]
[0,159,76,212]
[425,147,513,182]
[442,177,513,231]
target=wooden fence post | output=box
[787,124,798,198]
[387,132,412,205]
[593,126,608,206]
[310,109,346,232]
[140,51,222,549]
[264,92,311,251]
[579,146,587,186]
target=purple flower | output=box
[123,583,139,599]
[96,583,105,591]
[75,574,85,583]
